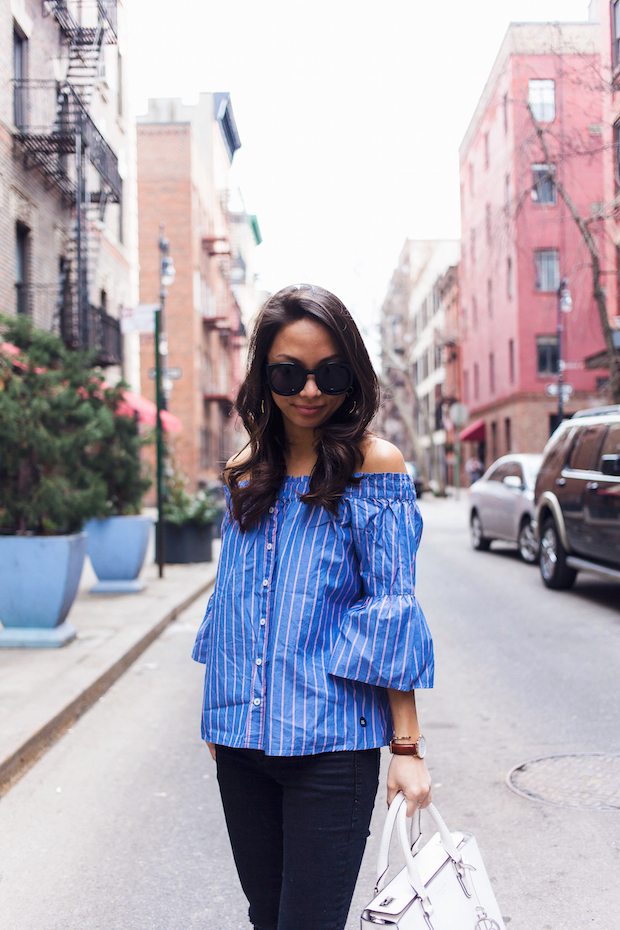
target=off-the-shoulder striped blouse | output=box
[192,472,433,756]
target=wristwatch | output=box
[389,735,427,758]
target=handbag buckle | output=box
[474,907,501,930]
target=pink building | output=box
[459,22,616,463]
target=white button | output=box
[267,543,273,550]
[260,618,266,626]
[256,658,262,666]
[269,507,274,514]
[262,579,268,587]
[253,698,261,706]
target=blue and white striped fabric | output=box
[192,472,433,756]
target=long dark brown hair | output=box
[226,284,380,530]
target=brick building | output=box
[137,94,261,489]
[458,21,615,465]
[378,239,460,487]
[1,0,138,384]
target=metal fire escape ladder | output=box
[14,0,122,361]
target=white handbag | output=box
[361,793,506,930]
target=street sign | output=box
[545,382,573,397]
[147,366,182,380]
[449,402,469,426]
[120,304,159,334]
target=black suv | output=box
[534,405,620,589]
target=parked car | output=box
[405,461,424,498]
[469,453,543,562]
[534,405,620,589]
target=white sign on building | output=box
[120,304,159,334]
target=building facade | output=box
[137,94,261,489]
[1,0,138,383]
[378,239,460,487]
[459,22,616,464]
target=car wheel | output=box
[470,511,491,551]
[518,519,538,564]
[539,516,577,589]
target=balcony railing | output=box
[12,81,122,203]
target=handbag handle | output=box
[375,793,464,895]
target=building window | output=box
[509,338,515,382]
[534,249,560,292]
[485,203,491,243]
[529,79,555,123]
[484,132,490,169]
[470,228,476,264]
[507,257,513,298]
[487,279,493,317]
[489,352,495,393]
[537,334,559,375]
[13,27,27,128]
[117,51,123,116]
[469,162,475,196]
[15,222,29,315]
[474,363,480,400]
[491,421,498,459]
[613,0,620,67]
[505,418,512,453]
[463,370,470,404]
[614,121,620,191]
[532,164,557,204]
[472,295,478,331]
[503,93,509,133]
[505,173,510,208]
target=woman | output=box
[192,284,433,930]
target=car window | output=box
[523,456,543,489]
[503,462,524,482]
[597,424,620,465]
[566,425,607,471]
[541,428,572,474]
[487,463,509,482]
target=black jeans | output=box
[215,745,380,930]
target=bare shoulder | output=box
[360,436,407,474]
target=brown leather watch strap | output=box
[390,742,421,756]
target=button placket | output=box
[250,503,277,741]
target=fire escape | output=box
[12,0,122,365]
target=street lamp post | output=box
[556,277,573,424]
[155,226,176,578]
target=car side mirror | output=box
[503,475,523,489]
[601,454,620,477]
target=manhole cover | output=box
[507,753,620,810]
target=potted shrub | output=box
[83,405,153,594]
[161,467,223,564]
[0,316,114,646]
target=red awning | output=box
[116,390,182,433]
[459,418,486,442]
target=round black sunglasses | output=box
[266,361,354,396]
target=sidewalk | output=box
[0,538,219,797]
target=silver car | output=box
[469,454,543,562]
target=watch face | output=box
[417,735,427,759]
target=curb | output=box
[0,575,214,798]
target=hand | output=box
[207,741,216,761]
[387,755,432,816]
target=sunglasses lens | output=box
[268,364,305,395]
[316,363,353,395]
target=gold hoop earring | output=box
[346,387,354,397]
[349,400,357,413]
[260,400,265,415]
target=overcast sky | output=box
[126,0,591,336]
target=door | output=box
[479,462,510,535]
[494,461,526,540]
[560,424,608,555]
[582,423,620,566]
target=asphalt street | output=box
[0,495,619,930]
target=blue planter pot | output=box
[85,515,153,594]
[0,532,87,648]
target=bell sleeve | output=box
[328,485,434,691]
